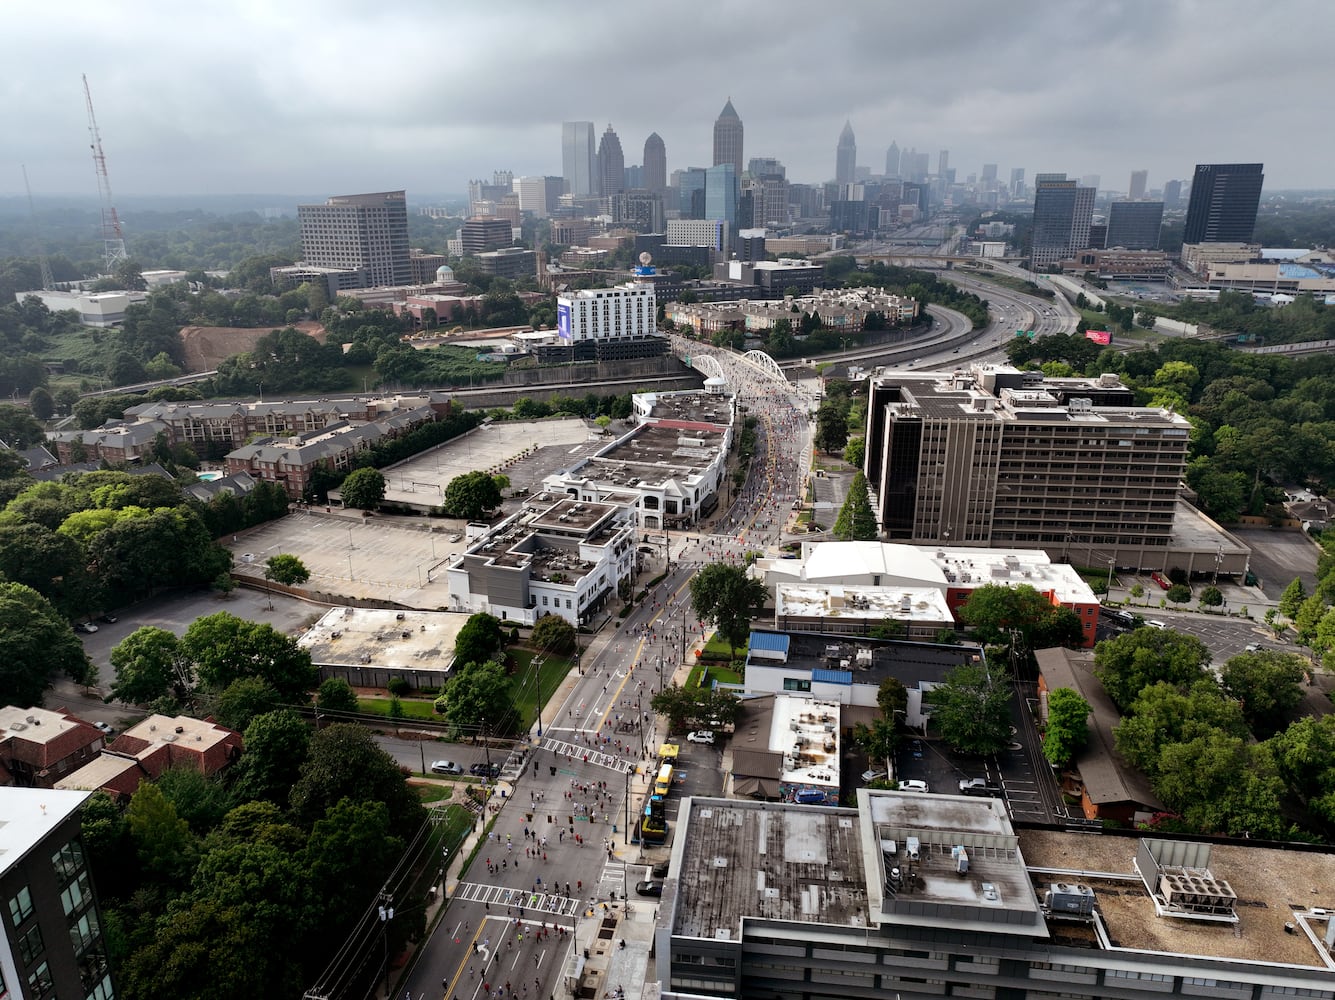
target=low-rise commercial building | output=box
[446,492,637,626]
[659,791,1335,1000]
[1062,248,1172,279]
[11,289,144,327]
[298,608,471,690]
[713,258,825,297]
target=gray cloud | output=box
[3,0,1331,200]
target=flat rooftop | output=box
[923,546,1098,604]
[117,713,234,755]
[749,630,984,688]
[644,392,733,427]
[1022,829,1335,968]
[0,705,88,746]
[298,607,467,673]
[590,423,726,482]
[671,798,871,940]
[0,788,88,875]
[770,697,840,788]
[776,583,953,624]
[525,497,619,534]
[861,789,1045,934]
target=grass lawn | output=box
[357,696,439,720]
[701,634,744,659]
[415,783,456,804]
[509,648,573,731]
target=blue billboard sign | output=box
[557,302,572,341]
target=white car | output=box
[1145,619,1167,630]
[898,780,929,793]
[860,769,887,784]
[686,730,715,745]
[429,760,463,775]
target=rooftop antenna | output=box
[21,165,55,291]
[82,73,127,272]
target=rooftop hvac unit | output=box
[1044,882,1095,916]
[952,846,969,874]
[906,836,920,861]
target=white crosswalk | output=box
[540,738,635,774]
[450,881,581,917]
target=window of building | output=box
[782,678,812,692]
[51,841,86,886]
[27,962,52,996]
[9,885,33,926]
[542,597,549,606]
[18,922,44,964]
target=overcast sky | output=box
[3,0,1332,203]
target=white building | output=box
[446,492,638,626]
[13,289,144,327]
[665,219,729,251]
[555,281,656,345]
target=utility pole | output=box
[377,893,395,998]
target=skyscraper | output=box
[1030,174,1095,268]
[297,190,410,287]
[1009,167,1025,200]
[704,163,738,227]
[597,124,625,199]
[712,99,744,179]
[643,132,667,195]
[1182,163,1265,244]
[937,150,949,177]
[561,122,596,198]
[1162,178,1183,209]
[885,141,900,178]
[835,121,857,185]
[1106,201,1165,250]
[1128,169,1148,201]
[678,167,707,219]
[981,163,998,184]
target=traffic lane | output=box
[440,909,571,1000]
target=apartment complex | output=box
[864,365,1191,568]
[0,707,105,788]
[446,492,638,626]
[658,791,1335,1000]
[295,190,411,288]
[667,286,916,337]
[556,281,656,345]
[0,789,115,1000]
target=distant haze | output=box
[3,0,1332,200]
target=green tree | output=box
[339,467,386,510]
[957,583,1084,650]
[453,612,504,667]
[440,659,512,732]
[1093,628,1212,711]
[1268,715,1335,831]
[814,401,848,454]
[1220,650,1308,738]
[288,722,425,830]
[1165,582,1192,605]
[925,663,1012,756]
[877,676,909,722]
[180,612,317,702]
[1279,577,1308,619]
[0,522,91,617]
[302,797,401,932]
[531,612,576,655]
[0,581,91,706]
[1154,733,1287,839]
[689,562,769,660]
[649,684,698,734]
[1198,585,1224,608]
[853,718,899,769]
[110,626,191,705]
[211,676,281,732]
[230,709,311,805]
[832,471,878,540]
[842,436,865,468]
[442,470,502,520]
[1295,594,1327,644]
[126,780,198,886]
[264,553,311,586]
[1113,679,1248,777]
[155,766,235,835]
[1042,687,1091,767]
[316,677,359,715]
[27,386,53,420]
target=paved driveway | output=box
[1228,526,1322,598]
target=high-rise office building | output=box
[1183,163,1265,244]
[597,124,625,199]
[1030,174,1095,268]
[747,157,785,180]
[643,133,666,195]
[937,149,949,177]
[1080,174,1101,192]
[1162,178,1183,209]
[1106,200,1165,250]
[704,163,738,228]
[712,99,743,179]
[1,789,117,1000]
[561,121,596,198]
[1128,169,1148,201]
[835,121,857,185]
[864,365,1190,563]
[297,190,410,288]
[513,176,551,218]
[460,217,515,255]
[981,163,998,184]
[1009,166,1025,199]
[677,168,707,219]
[885,141,900,178]
[747,159,789,229]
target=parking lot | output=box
[1228,526,1322,599]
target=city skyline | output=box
[3,0,1334,199]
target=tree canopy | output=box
[1220,650,1308,738]
[957,583,1085,650]
[531,613,576,655]
[689,562,769,660]
[833,471,878,540]
[437,659,512,733]
[442,470,502,521]
[1042,687,1091,768]
[925,663,1013,756]
[339,467,386,510]
[453,612,504,668]
[1093,627,1211,712]
[180,612,318,702]
[0,582,91,705]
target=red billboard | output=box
[1084,329,1111,345]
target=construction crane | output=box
[21,165,54,291]
[82,73,127,271]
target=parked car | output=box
[860,769,887,784]
[959,777,1002,796]
[650,860,670,879]
[635,880,664,897]
[898,779,930,793]
[1150,572,1171,590]
[470,762,501,778]
[93,722,115,736]
[1145,620,1167,630]
[100,614,118,624]
[909,739,924,759]
[429,760,464,775]
[75,622,98,634]
[686,730,715,745]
